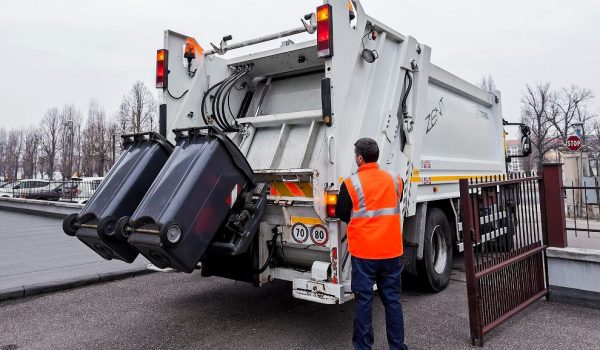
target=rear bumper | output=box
[292,278,354,304]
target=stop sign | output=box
[566,135,582,151]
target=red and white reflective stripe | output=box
[225,184,240,208]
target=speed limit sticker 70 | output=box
[291,223,309,243]
[310,224,329,246]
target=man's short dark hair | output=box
[354,138,379,163]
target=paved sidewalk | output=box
[0,211,150,301]
[566,217,600,249]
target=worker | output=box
[336,138,407,350]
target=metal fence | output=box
[561,180,600,251]
[563,180,600,239]
[460,174,548,346]
[0,179,102,203]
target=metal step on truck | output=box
[64,0,531,304]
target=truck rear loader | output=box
[64,0,531,303]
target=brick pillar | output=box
[542,163,568,248]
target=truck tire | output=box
[417,207,453,292]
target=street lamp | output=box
[63,120,74,178]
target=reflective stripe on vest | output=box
[348,173,400,219]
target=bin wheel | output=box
[160,221,182,246]
[98,217,117,239]
[62,213,79,236]
[115,216,132,241]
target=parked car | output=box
[0,180,52,198]
[0,181,17,198]
[13,180,64,201]
[59,177,104,204]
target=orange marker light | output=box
[325,192,338,218]
[326,193,338,205]
[317,6,330,21]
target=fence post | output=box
[542,163,567,248]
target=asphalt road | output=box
[2,271,599,350]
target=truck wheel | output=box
[417,208,453,292]
[62,213,79,236]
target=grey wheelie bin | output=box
[127,127,256,273]
[62,132,174,263]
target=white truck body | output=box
[159,0,506,303]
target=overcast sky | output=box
[1,0,599,132]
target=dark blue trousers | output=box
[351,256,407,350]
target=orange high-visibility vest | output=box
[344,163,403,259]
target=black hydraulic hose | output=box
[201,70,242,129]
[212,69,245,130]
[210,77,235,130]
[219,67,250,131]
[213,71,241,129]
[401,70,413,116]
[201,79,225,125]
[255,230,279,274]
[221,67,250,130]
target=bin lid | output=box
[173,126,255,185]
[121,132,174,153]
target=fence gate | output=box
[459,175,548,346]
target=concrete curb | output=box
[549,285,600,310]
[0,197,82,219]
[0,267,153,302]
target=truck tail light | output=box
[325,191,338,218]
[156,49,168,89]
[316,4,333,58]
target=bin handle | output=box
[327,135,335,164]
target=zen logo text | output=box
[476,110,489,119]
[426,97,445,134]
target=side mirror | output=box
[13,185,20,190]
[520,125,532,157]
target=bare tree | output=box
[0,128,7,179]
[551,86,596,143]
[478,74,497,92]
[117,81,156,134]
[6,129,24,179]
[22,129,40,178]
[40,107,61,180]
[521,83,558,170]
[81,99,114,176]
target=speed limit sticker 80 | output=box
[310,224,329,246]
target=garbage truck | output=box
[64,0,532,303]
